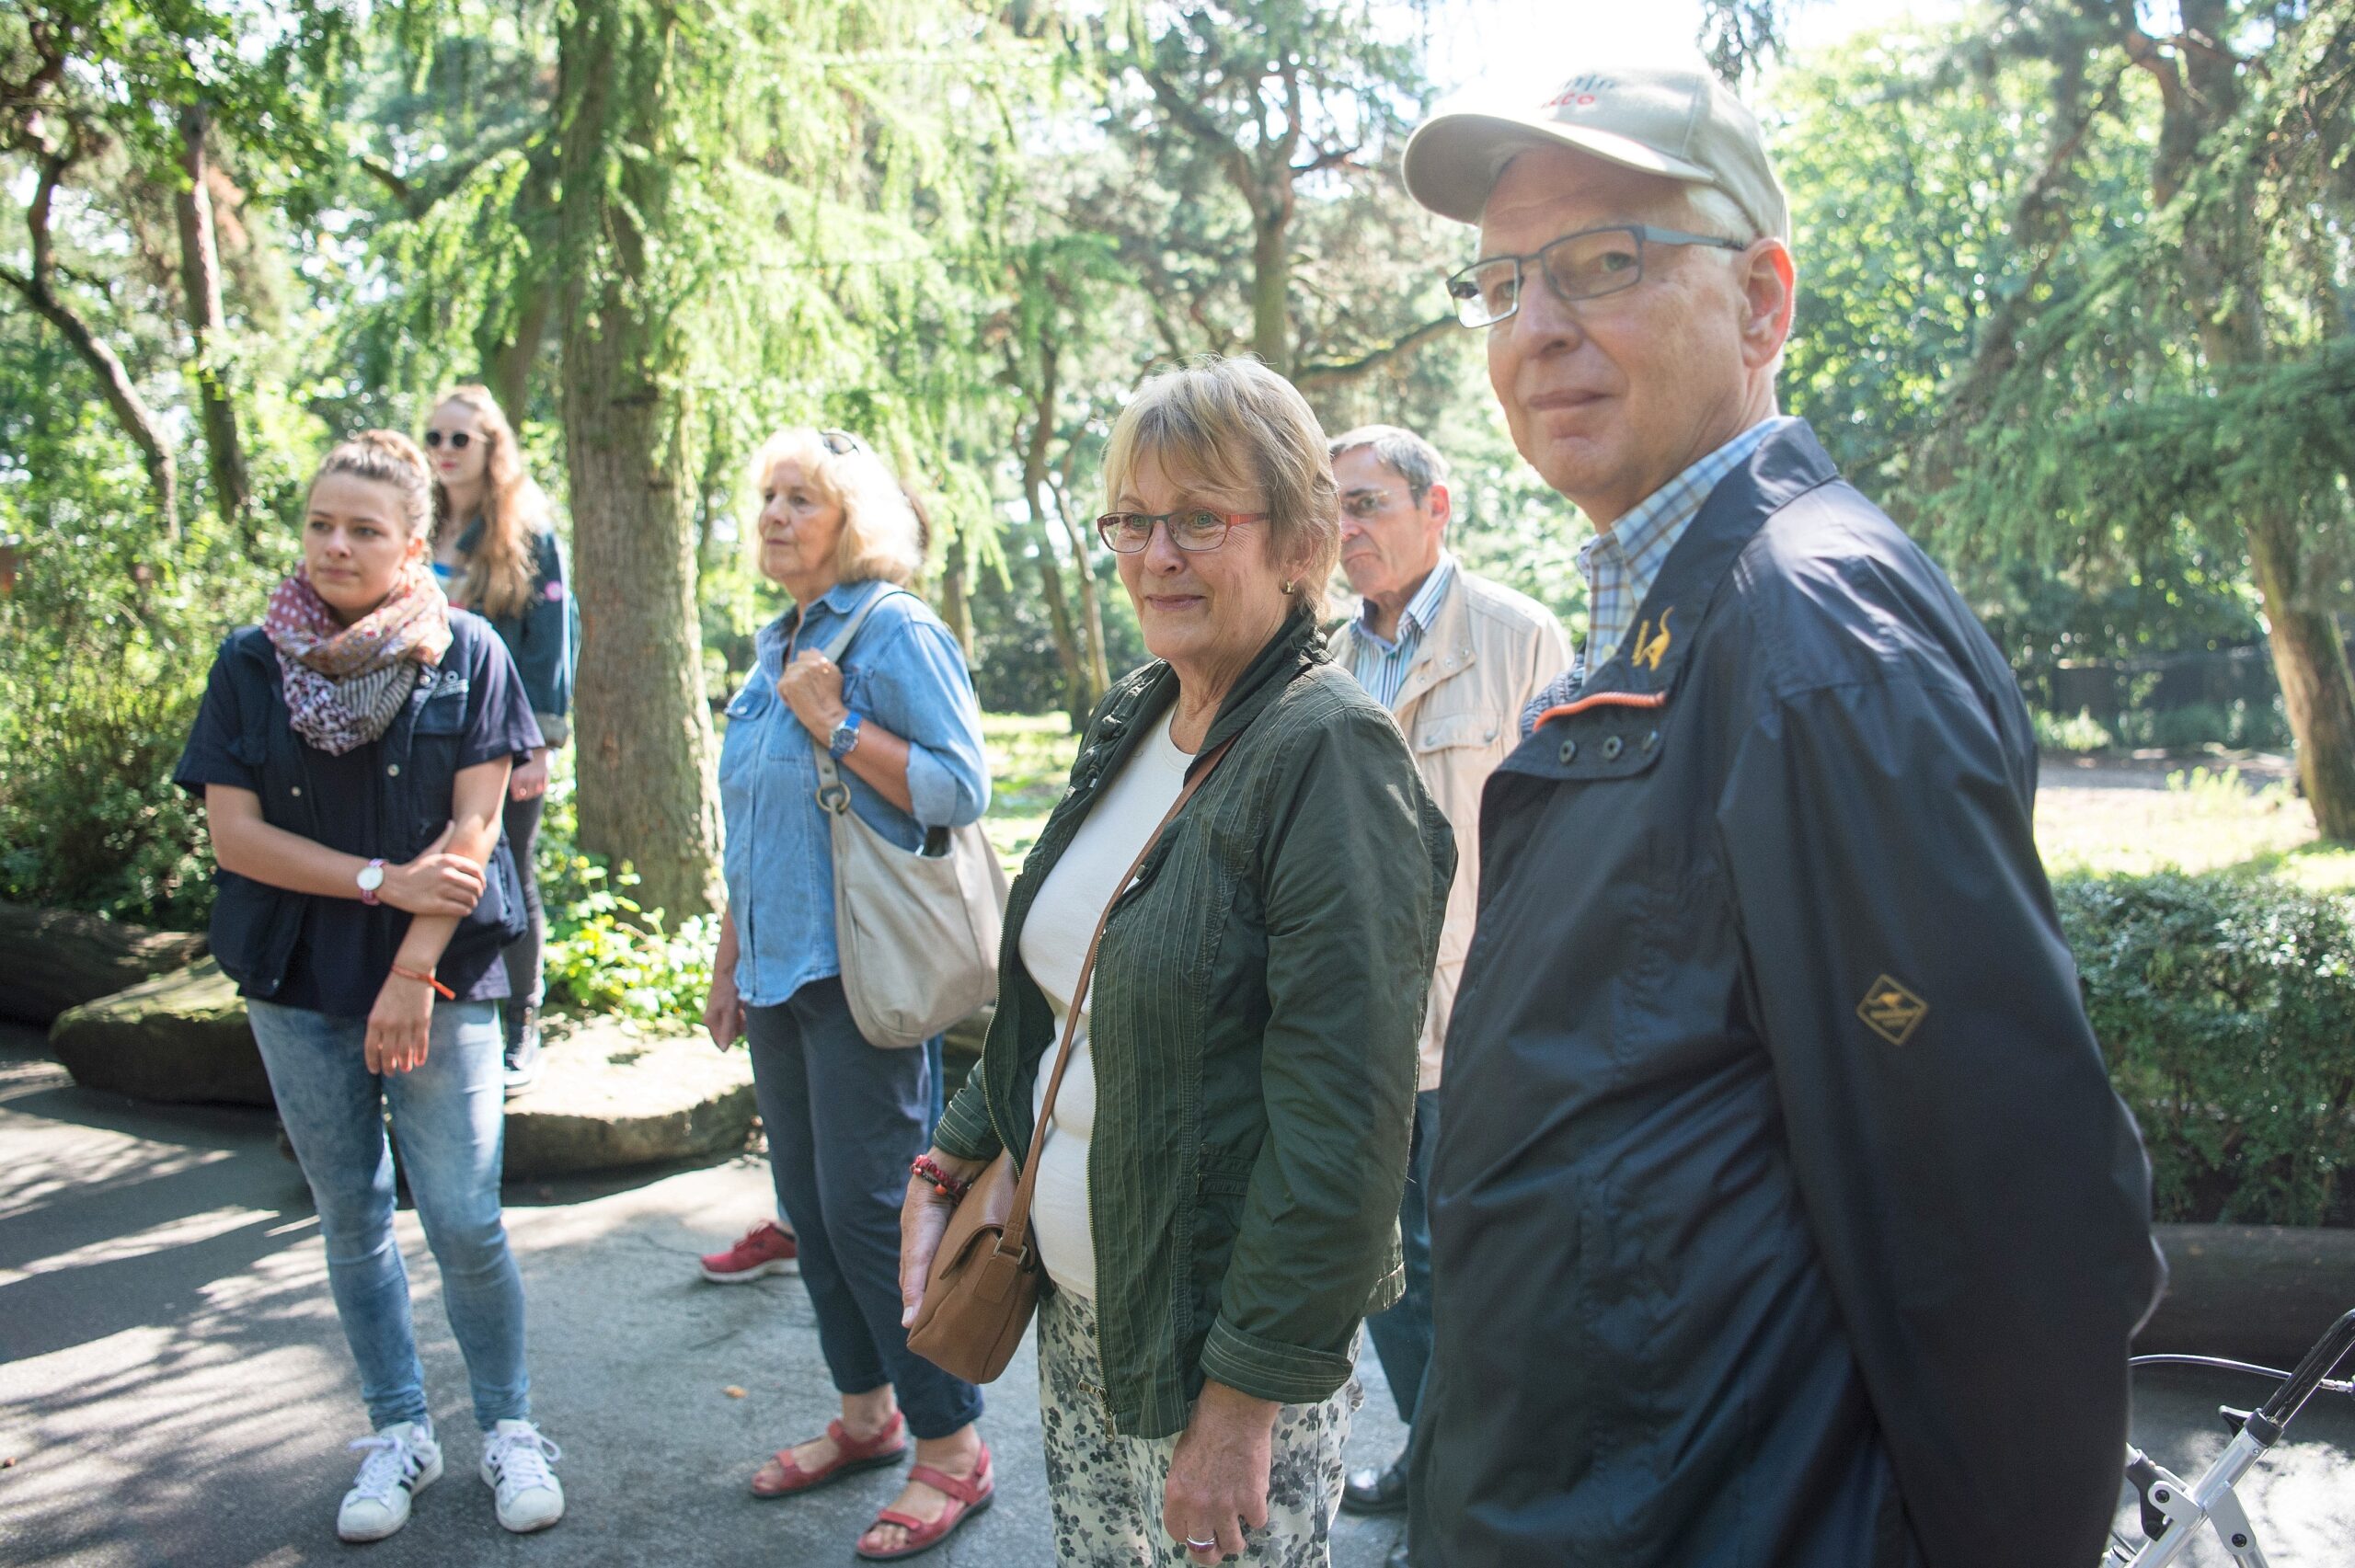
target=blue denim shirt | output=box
[719,580,991,1007]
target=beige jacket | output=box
[1330,565,1571,1090]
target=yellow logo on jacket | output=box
[1856,975,1929,1046]
[1629,609,1673,672]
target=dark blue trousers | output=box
[1366,1088,1440,1425]
[744,977,982,1439]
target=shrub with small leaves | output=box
[2056,870,2355,1227]
[535,790,713,1029]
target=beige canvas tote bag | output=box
[808,585,1008,1048]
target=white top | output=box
[1020,709,1193,1301]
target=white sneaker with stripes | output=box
[336,1420,442,1541]
[480,1419,565,1533]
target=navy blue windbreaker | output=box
[1409,421,2163,1568]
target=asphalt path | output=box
[3,1024,2349,1567]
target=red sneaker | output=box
[700,1219,798,1283]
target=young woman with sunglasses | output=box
[421,387,577,1093]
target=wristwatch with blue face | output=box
[827,711,864,760]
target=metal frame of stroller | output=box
[2107,1309,2355,1566]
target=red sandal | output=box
[852,1443,994,1561]
[749,1412,907,1498]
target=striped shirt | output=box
[1522,418,1794,734]
[1350,554,1457,711]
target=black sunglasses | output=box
[422,430,473,450]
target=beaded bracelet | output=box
[911,1154,973,1201]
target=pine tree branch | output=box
[3,157,179,532]
[358,122,544,220]
[1292,315,1454,383]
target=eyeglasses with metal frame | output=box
[1446,223,1749,329]
[1095,509,1268,554]
[1339,486,1416,521]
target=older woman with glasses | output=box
[705,427,994,1561]
[901,358,1454,1567]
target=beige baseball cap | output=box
[1403,66,1789,242]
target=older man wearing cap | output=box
[1398,66,2163,1568]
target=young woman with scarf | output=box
[421,385,577,1093]
[175,431,567,1543]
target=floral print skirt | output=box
[1036,1288,1360,1567]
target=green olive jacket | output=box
[934,612,1454,1438]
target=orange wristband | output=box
[388,964,455,1000]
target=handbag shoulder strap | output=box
[809,582,914,801]
[819,580,911,663]
[1001,727,1240,1259]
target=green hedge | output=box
[2057,870,2355,1228]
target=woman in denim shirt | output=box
[702,427,995,1560]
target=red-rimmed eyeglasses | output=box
[1096,509,1267,554]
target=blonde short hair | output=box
[1102,358,1341,620]
[747,427,925,588]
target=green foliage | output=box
[535,784,717,1027]
[0,434,285,923]
[979,711,1082,870]
[2058,870,2355,1227]
[0,650,214,925]
[2035,708,2116,753]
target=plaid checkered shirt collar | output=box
[1523,417,1795,735]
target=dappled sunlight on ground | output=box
[2035,753,2332,879]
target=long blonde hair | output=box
[430,385,553,619]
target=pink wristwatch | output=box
[357,858,386,906]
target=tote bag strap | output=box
[808,581,916,809]
[999,728,1240,1263]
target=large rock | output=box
[502,1022,756,1177]
[0,903,208,1025]
[49,965,753,1174]
[50,957,270,1106]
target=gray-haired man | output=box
[1400,65,2161,1567]
[1326,425,1568,1549]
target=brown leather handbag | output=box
[905,733,1236,1384]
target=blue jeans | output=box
[1366,1089,1440,1426]
[925,1036,945,1136]
[247,998,530,1432]
[745,978,982,1439]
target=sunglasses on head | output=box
[422,430,474,450]
[819,429,869,456]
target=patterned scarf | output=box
[264,564,454,755]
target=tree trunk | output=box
[1249,191,1292,373]
[2247,510,2355,840]
[556,0,723,919]
[2145,0,2355,838]
[3,266,178,532]
[481,155,559,419]
[485,285,551,424]
[939,547,974,662]
[173,105,248,526]
[1061,506,1111,695]
[1020,347,1091,723]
